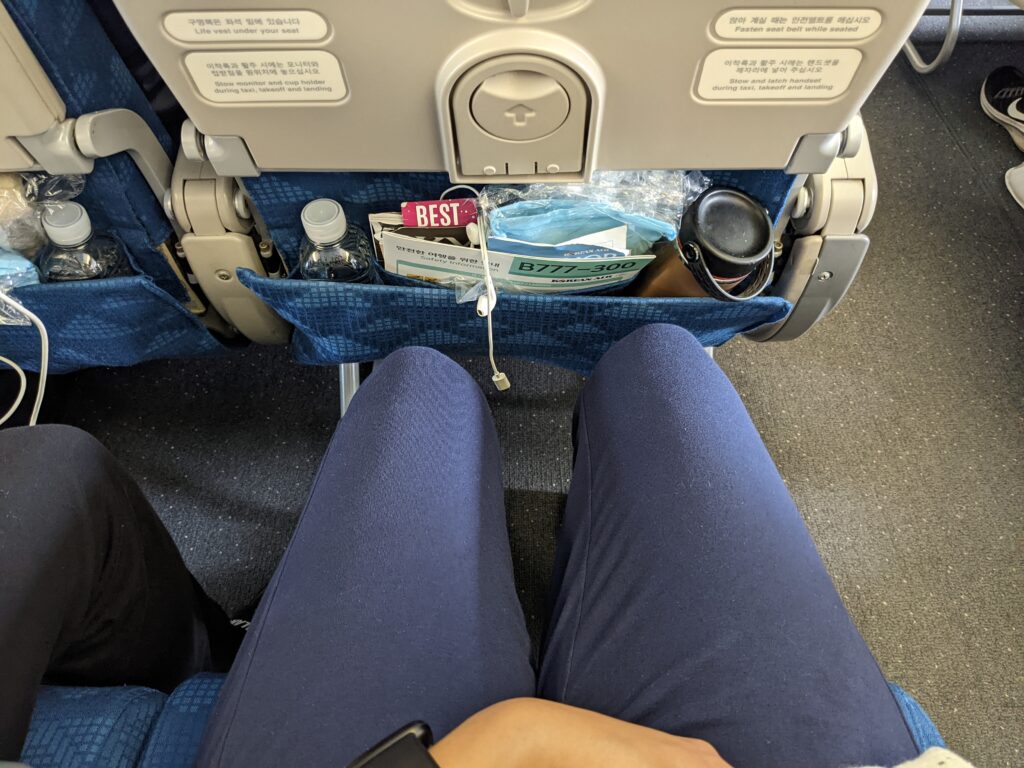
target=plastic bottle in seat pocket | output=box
[37,203,130,282]
[299,198,373,282]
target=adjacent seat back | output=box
[0,0,226,372]
[3,0,175,290]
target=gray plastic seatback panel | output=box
[0,2,65,170]
[111,1,929,174]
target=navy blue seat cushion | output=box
[889,683,947,752]
[138,674,226,768]
[20,686,166,768]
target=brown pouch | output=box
[627,239,709,298]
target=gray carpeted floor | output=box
[717,45,1024,766]
[27,42,1022,767]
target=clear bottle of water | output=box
[298,198,374,282]
[37,203,129,282]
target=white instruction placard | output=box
[164,11,329,43]
[185,50,347,103]
[715,9,882,40]
[698,48,862,101]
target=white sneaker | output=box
[981,66,1024,151]
[1006,162,1024,211]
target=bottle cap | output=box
[301,199,348,244]
[42,203,92,247]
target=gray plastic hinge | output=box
[749,119,877,342]
[180,119,259,178]
[747,235,869,342]
[75,109,173,205]
[785,132,843,175]
[203,134,260,178]
[507,0,529,17]
[16,119,94,175]
[169,146,289,345]
[17,108,174,212]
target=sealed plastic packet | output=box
[0,174,46,257]
[0,249,40,326]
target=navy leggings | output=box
[199,325,918,768]
[0,325,920,766]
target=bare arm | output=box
[430,698,732,768]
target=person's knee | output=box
[614,324,704,361]
[1,424,107,469]
[376,346,466,378]
[2,425,122,505]
[0,425,122,538]
[593,324,709,391]
[369,347,481,406]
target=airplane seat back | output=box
[102,0,928,361]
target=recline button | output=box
[471,70,570,141]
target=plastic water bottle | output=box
[299,198,374,282]
[37,203,129,281]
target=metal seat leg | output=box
[903,0,964,74]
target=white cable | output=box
[439,184,480,200]
[436,187,509,390]
[475,217,498,318]
[471,211,509,391]
[0,291,48,426]
[0,355,27,426]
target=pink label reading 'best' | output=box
[401,198,478,228]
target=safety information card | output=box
[377,226,656,294]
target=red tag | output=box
[401,198,478,228]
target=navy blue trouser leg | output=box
[0,426,239,760]
[199,348,534,767]
[537,324,918,768]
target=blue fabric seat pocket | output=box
[238,168,798,372]
[2,274,225,374]
[239,269,790,374]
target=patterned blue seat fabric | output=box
[137,674,226,768]
[20,676,223,768]
[20,686,166,768]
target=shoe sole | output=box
[980,90,1024,151]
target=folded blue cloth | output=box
[0,248,40,289]
[486,199,677,257]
